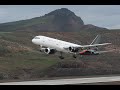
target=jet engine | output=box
[44,48,56,54]
[69,47,79,52]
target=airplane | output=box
[32,35,112,59]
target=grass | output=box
[0,51,58,71]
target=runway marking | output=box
[1,76,120,85]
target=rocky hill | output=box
[0,8,108,32]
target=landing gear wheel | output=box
[73,54,77,58]
[59,56,64,59]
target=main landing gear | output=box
[59,52,64,59]
[73,53,77,58]
[59,52,77,59]
[73,55,77,58]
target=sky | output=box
[0,5,120,29]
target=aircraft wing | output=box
[63,43,111,52]
[80,43,111,48]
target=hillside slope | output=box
[0,30,120,81]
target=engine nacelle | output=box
[69,47,79,52]
[44,48,56,54]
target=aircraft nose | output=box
[32,38,39,45]
[32,39,35,44]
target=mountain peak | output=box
[44,8,84,31]
[46,8,75,16]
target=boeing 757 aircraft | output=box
[32,35,111,59]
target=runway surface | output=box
[1,76,120,85]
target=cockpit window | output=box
[34,36,40,39]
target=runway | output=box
[1,76,120,85]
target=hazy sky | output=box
[0,5,120,29]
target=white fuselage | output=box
[32,35,81,53]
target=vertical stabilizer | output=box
[90,35,101,45]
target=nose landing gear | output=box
[59,52,64,59]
